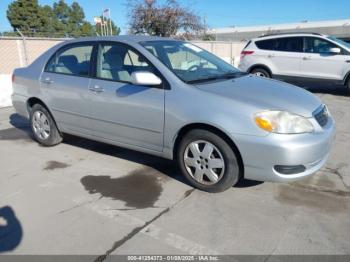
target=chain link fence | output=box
[0,36,67,74]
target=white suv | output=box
[238,33,350,93]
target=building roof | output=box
[209,19,350,41]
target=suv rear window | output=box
[255,39,275,50]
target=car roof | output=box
[64,35,177,44]
[252,32,327,41]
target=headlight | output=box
[254,111,314,134]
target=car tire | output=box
[30,104,63,146]
[177,129,241,193]
[346,78,350,95]
[251,68,271,78]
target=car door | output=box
[40,42,95,134]
[300,37,348,80]
[271,37,304,77]
[87,42,165,152]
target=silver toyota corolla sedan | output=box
[12,36,335,192]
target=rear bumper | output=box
[12,93,29,119]
[231,117,335,182]
[237,62,248,72]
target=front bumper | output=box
[232,117,335,182]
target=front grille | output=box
[314,105,328,127]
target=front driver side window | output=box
[97,43,153,82]
[305,37,338,54]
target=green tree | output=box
[52,0,70,35]
[7,0,46,35]
[52,0,95,37]
[80,22,95,36]
[68,2,85,36]
[6,0,120,37]
[40,5,55,36]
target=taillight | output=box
[240,50,254,59]
[12,74,15,83]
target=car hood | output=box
[196,75,322,117]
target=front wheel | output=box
[30,104,63,146]
[177,129,241,193]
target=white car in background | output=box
[238,33,350,93]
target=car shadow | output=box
[291,81,349,97]
[0,206,23,253]
[64,133,188,183]
[236,178,264,188]
[8,113,263,189]
[9,113,32,137]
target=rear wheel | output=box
[177,129,240,193]
[30,104,62,146]
[251,68,271,78]
[346,78,350,95]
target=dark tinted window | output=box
[255,39,275,50]
[46,44,93,76]
[304,37,338,54]
[275,37,303,52]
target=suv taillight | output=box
[240,51,254,59]
[12,74,15,83]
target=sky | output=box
[1,0,350,33]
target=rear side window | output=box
[275,37,303,52]
[46,44,94,76]
[255,39,275,50]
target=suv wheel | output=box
[346,78,350,95]
[251,68,271,78]
[177,129,240,193]
[30,104,63,146]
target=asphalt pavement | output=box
[0,87,349,259]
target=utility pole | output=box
[109,10,113,35]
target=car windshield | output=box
[140,40,244,84]
[328,36,350,49]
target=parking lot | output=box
[0,86,350,258]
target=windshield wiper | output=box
[186,71,248,84]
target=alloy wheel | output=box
[254,71,267,77]
[183,140,225,185]
[32,110,50,140]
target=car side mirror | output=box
[329,47,341,54]
[131,71,162,86]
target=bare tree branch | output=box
[127,0,204,39]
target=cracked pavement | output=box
[0,87,350,258]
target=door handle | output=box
[89,85,104,93]
[41,77,54,84]
[302,57,311,61]
[268,54,275,58]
